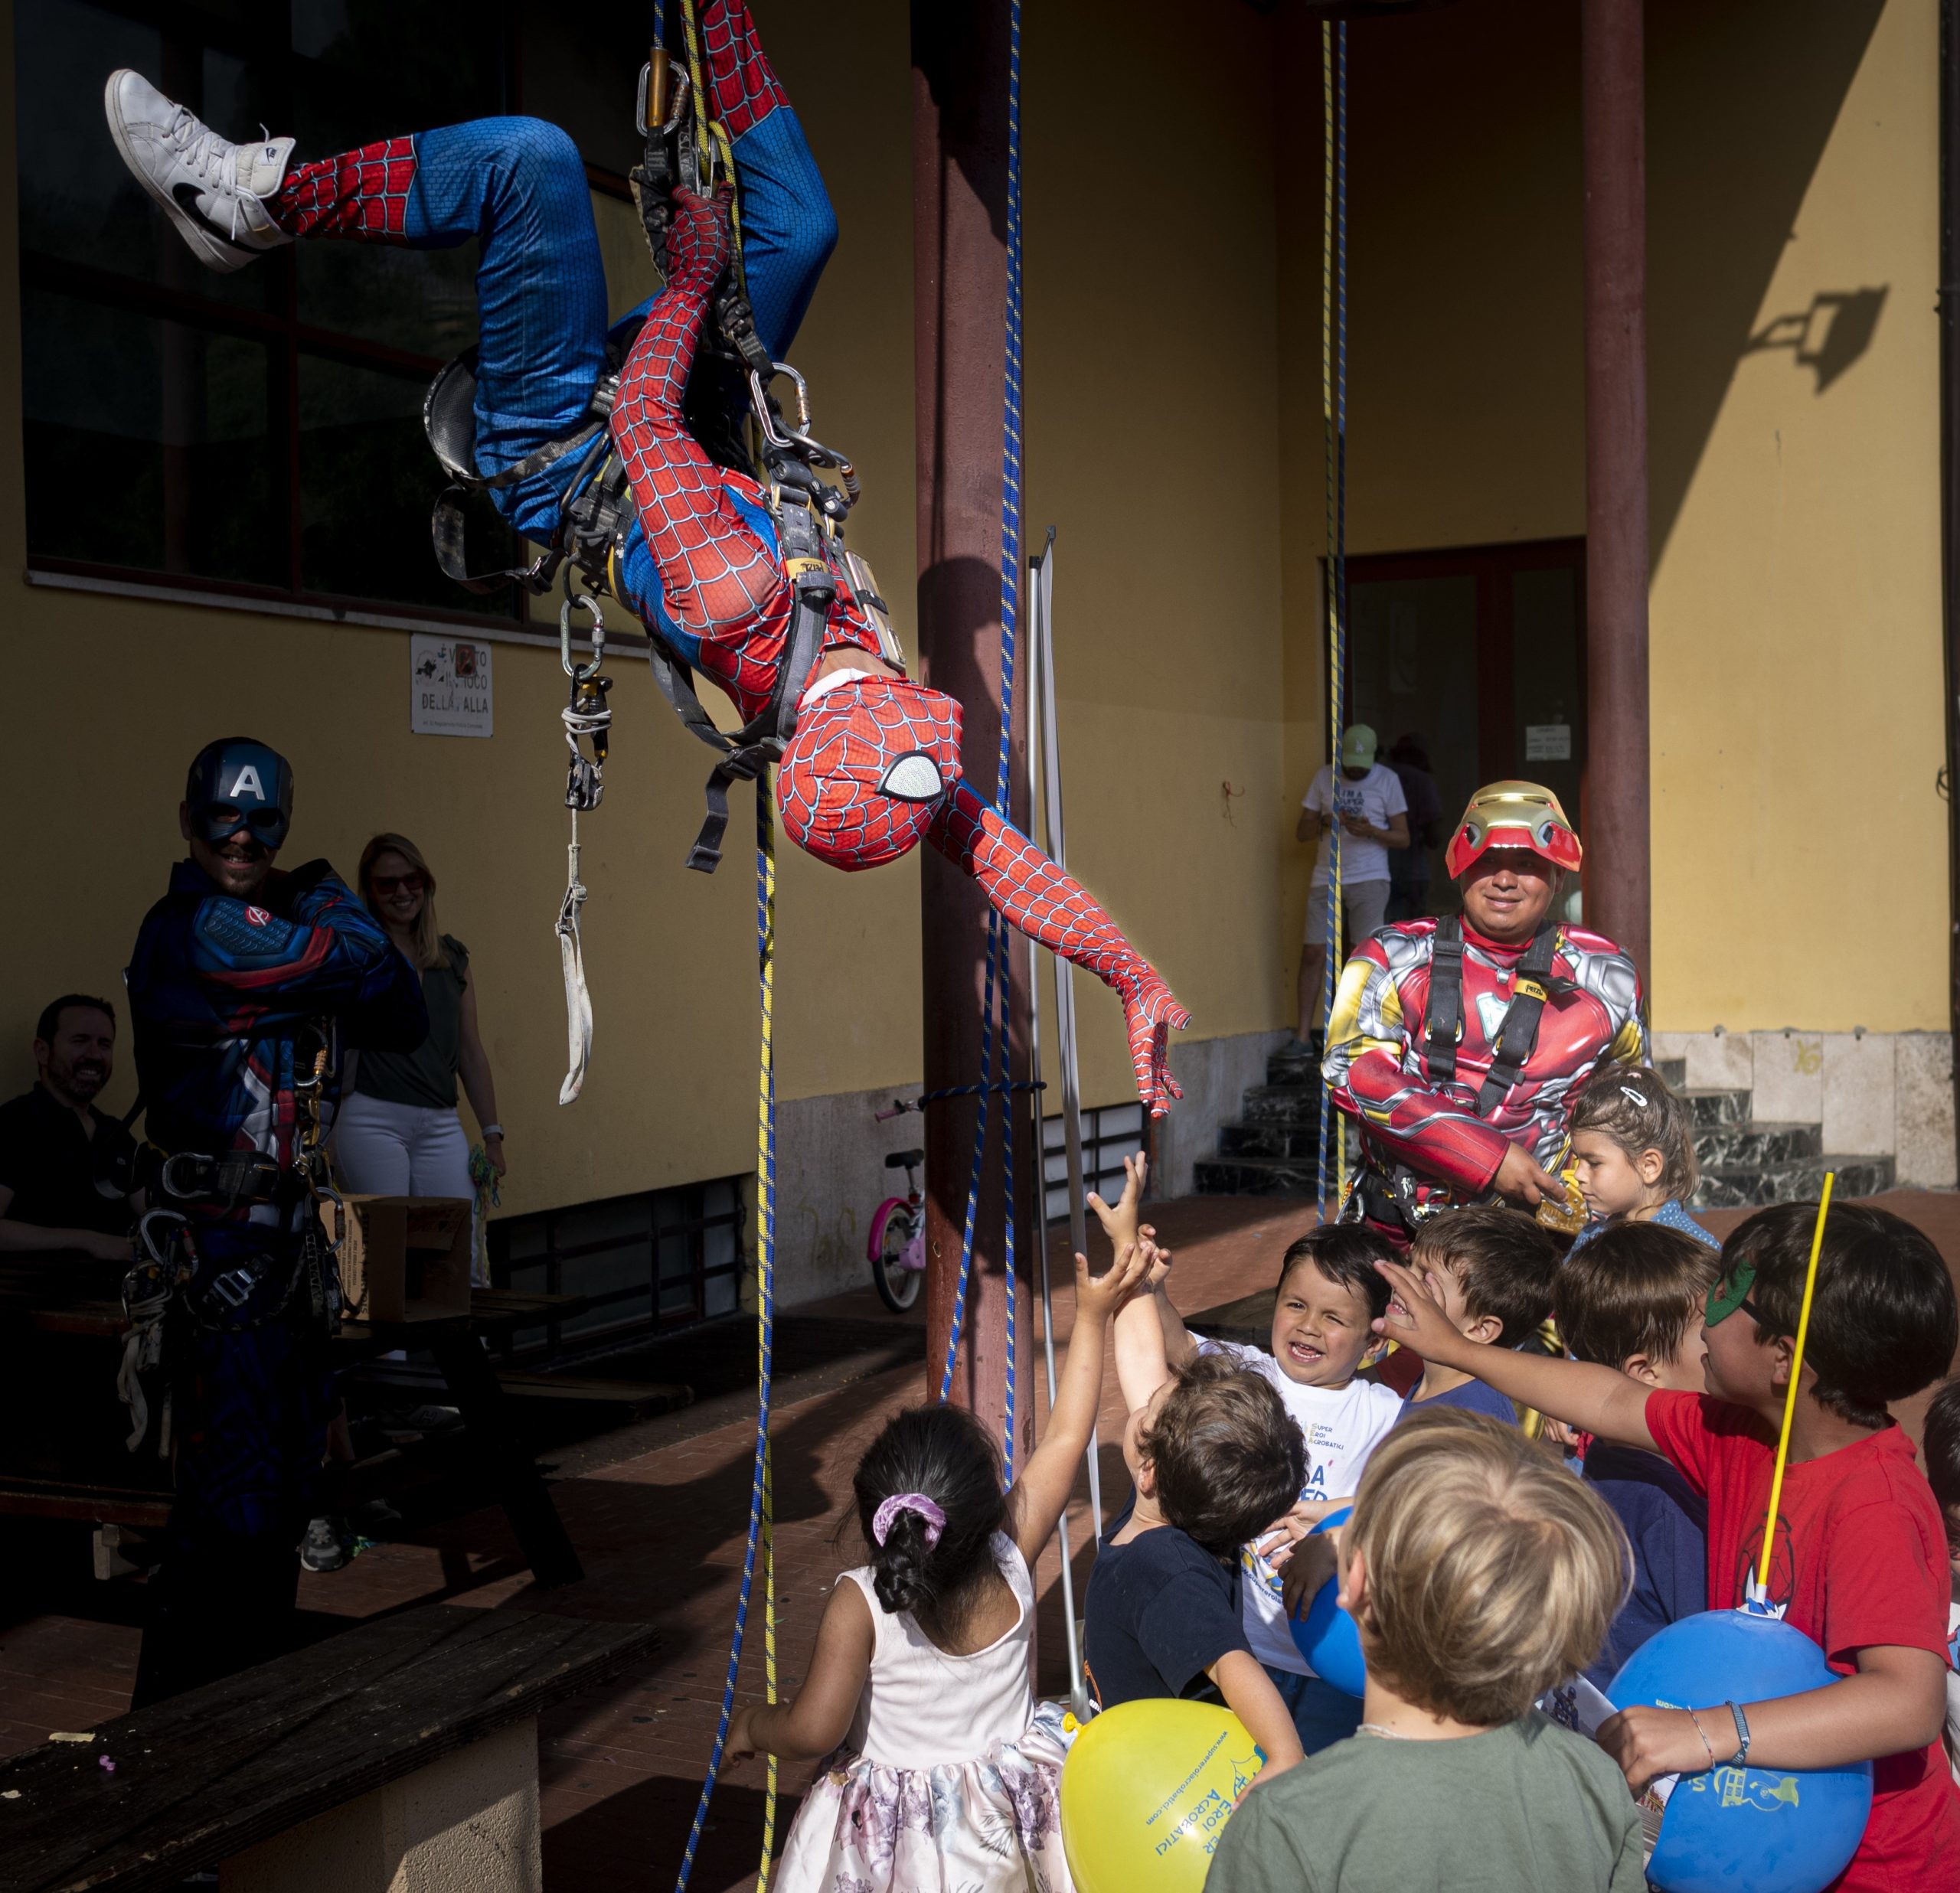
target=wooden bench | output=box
[0,1602,658,1892]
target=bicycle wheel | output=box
[872,1206,923,1313]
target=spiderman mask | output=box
[779,675,962,870]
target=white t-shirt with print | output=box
[1197,1337,1403,1676]
[1304,764,1408,889]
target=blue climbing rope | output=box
[674,775,779,1893]
[1316,21,1349,1219]
[937,0,1024,1486]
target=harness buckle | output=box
[210,1268,255,1310]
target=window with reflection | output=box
[15,0,527,613]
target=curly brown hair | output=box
[1138,1354,1306,1555]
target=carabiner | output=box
[561,589,607,681]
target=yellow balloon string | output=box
[1753,1171,1834,1601]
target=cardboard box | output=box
[325,1195,473,1324]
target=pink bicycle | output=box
[868,1099,926,1313]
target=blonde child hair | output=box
[1346,1409,1630,1725]
[1569,1066,1699,1203]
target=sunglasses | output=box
[370,873,427,896]
[1704,1258,1763,1327]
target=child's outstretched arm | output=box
[1112,1233,1178,1414]
[1008,1240,1151,1567]
[1598,1644,1948,1790]
[1374,1257,1658,1450]
[1093,1157,1199,1395]
[727,1577,874,1763]
[1210,1651,1305,1774]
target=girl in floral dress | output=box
[727,1241,1152,1893]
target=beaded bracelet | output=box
[1686,1709,1717,1769]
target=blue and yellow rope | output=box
[1316,20,1350,1219]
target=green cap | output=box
[1340,724,1377,770]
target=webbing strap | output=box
[1423,916,1465,1086]
[1473,923,1561,1116]
[1421,918,1562,1113]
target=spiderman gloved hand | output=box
[1119,969,1192,1118]
[662,182,734,291]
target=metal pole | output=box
[911,1,1034,1448]
[1580,0,1651,985]
[1031,532,1104,1542]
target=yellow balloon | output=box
[1060,1699,1269,1893]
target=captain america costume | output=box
[1324,915,1648,1236]
[126,853,425,1703]
[237,0,1187,1111]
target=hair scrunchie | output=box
[872,1492,946,1549]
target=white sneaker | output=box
[103,69,294,274]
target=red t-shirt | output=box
[1645,1390,1960,1893]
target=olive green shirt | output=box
[1204,1714,1645,1893]
[354,935,468,1111]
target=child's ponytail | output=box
[854,1404,1008,1634]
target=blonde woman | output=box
[335,834,505,1214]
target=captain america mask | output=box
[184,737,293,849]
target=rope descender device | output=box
[557,590,612,1105]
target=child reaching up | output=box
[1095,1159,1400,1753]
[1566,1066,1717,1252]
[1373,1202,1960,1891]
[730,1240,1151,1893]
[1205,1409,1644,1893]
[1086,1323,1310,1771]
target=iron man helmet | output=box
[1444,780,1583,879]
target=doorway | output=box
[1340,537,1586,916]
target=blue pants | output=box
[1266,1663,1366,1753]
[395,113,835,630]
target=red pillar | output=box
[1581,0,1651,986]
[910,2,1034,1454]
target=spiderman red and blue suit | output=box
[126,851,426,1702]
[249,0,1187,1111]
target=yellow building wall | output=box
[1270,0,1939,1036]
[0,0,1292,1216]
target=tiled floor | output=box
[4,1188,1955,1890]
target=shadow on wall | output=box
[1646,0,1889,552]
[1742,288,1889,393]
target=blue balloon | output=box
[1289,1505,1366,1699]
[1609,1606,1873,1893]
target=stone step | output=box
[1266,1043,1322,1089]
[1684,1088,1751,1128]
[1194,1154,1324,1196]
[1219,1120,1321,1160]
[1693,1121,1822,1169]
[1657,1057,1687,1088]
[1692,1154,1895,1212]
[1243,1085,1325,1125]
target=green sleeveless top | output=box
[354,935,469,1111]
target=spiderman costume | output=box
[106,0,1186,1111]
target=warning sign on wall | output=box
[410,635,494,739]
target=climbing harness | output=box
[116,1209,188,1455]
[557,591,611,1105]
[935,0,1025,1490]
[1348,918,1569,1234]
[1317,19,1350,1219]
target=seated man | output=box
[0,994,136,1259]
[1325,780,1646,1242]
[103,0,1187,1115]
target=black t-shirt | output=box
[1083,1497,1248,1709]
[0,1085,137,1241]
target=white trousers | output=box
[333,1092,483,1285]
